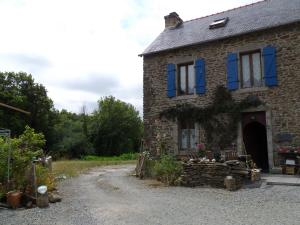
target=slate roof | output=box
[141,0,300,56]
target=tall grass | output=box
[53,153,138,178]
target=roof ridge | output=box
[184,0,268,23]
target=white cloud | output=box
[0,0,261,115]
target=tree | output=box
[50,110,93,158]
[91,96,143,156]
[0,72,57,150]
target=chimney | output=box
[164,12,183,29]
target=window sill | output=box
[178,150,197,155]
[173,94,198,101]
[235,86,268,94]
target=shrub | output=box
[0,139,8,185]
[144,158,156,178]
[154,154,182,185]
[10,126,44,190]
[36,165,56,191]
[0,183,5,201]
[196,143,206,158]
[0,126,54,192]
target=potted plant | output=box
[196,143,205,158]
[6,190,22,209]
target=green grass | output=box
[82,152,138,161]
[53,153,138,178]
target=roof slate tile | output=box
[142,0,300,56]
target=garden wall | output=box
[180,162,243,188]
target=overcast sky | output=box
[0,0,261,114]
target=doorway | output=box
[242,112,269,171]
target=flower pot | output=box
[7,191,22,209]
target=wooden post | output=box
[0,102,30,115]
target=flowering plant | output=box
[277,146,300,154]
[196,143,205,158]
[142,151,150,158]
[197,143,205,151]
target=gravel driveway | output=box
[1,164,300,225]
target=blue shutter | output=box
[167,63,176,97]
[263,46,277,87]
[226,53,239,90]
[195,58,206,94]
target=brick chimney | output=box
[164,12,183,29]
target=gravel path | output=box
[1,164,300,225]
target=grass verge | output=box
[53,160,136,178]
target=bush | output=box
[144,158,156,178]
[154,154,182,185]
[0,126,54,192]
[0,183,5,201]
[36,165,56,191]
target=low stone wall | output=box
[180,162,243,188]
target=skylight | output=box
[209,17,229,29]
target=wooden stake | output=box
[0,102,30,115]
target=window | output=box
[179,120,196,150]
[178,63,195,95]
[240,51,263,88]
[226,46,277,91]
[209,17,229,29]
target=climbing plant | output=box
[160,86,262,151]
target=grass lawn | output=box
[53,153,137,178]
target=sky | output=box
[0,0,261,115]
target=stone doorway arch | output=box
[243,120,269,171]
[242,111,269,171]
[237,107,274,171]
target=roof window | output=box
[209,17,229,29]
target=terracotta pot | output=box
[7,191,22,209]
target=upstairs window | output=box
[178,63,195,95]
[226,46,277,91]
[179,120,196,150]
[240,51,262,88]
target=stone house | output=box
[140,0,300,172]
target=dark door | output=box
[242,112,269,171]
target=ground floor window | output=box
[179,120,196,150]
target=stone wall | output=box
[180,162,244,188]
[143,22,300,168]
[180,162,230,188]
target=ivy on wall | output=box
[160,86,262,151]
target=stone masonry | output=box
[143,22,300,170]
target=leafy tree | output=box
[0,72,57,150]
[0,72,142,158]
[91,96,142,156]
[50,110,93,158]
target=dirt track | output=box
[1,164,300,225]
